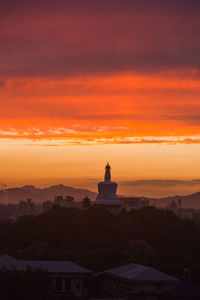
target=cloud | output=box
[1,1,200,77]
[121,179,200,188]
[1,133,200,146]
[0,183,7,188]
[0,81,5,87]
[1,42,200,78]
[1,1,200,15]
[1,1,200,142]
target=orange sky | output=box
[1,1,200,196]
[1,72,200,141]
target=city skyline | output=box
[2,150,200,198]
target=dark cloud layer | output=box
[0,0,200,77]
[1,0,200,14]
[2,51,200,78]
[122,179,200,188]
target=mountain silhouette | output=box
[1,184,200,208]
[0,184,97,204]
[149,191,200,209]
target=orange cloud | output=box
[0,72,200,142]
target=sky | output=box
[1,0,200,197]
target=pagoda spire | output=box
[104,162,111,182]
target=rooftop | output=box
[105,263,179,283]
[0,255,92,274]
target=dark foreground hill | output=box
[0,206,200,282]
[0,184,97,203]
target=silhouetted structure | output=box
[101,263,179,299]
[82,195,91,208]
[166,278,200,299]
[178,198,182,209]
[0,255,92,299]
[119,197,149,211]
[99,263,180,299]
[18,198,35,216]
[54,195,75,208]
[42,200,53,213]
[94,163,121,214]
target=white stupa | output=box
[94,163,121,209]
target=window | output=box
[157,283,162,290]
[55,277,62,291]
[65,278,71,291]
[76,282,80,290]
[83,278,89,289]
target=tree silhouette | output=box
[82,195,91,208]
[0,266,49,300]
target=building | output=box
[166,278,200,299]
[0,255,92,299]
[101,263,179,299]
[0,203,18,220]
[166,200,178,212]
[119,197,149,211]
[119,197,141,210]
[43,200,54,213]
[54,195,75,208]
[94,163,121,214]
[166,199,200,221]
[0,198,42,221]
[18,198,36,216]
[141,198,150,208]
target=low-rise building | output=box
[54,195,75,208]
[119,197,149,211]
[119,197,141,210]
[43,200,54,212]
[166,200,199,221]
[101,263,179,299]
[0,255,92,299]
[166,278,200,299]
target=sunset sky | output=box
[1,1,200,197]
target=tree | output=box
[82,195,91,208]
[0,266,49,300]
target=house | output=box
[0,255,92,299]
[166,278,200,299]
[101,263,179,299]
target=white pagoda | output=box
[94,163,121,213]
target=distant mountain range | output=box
[149,191,200,209]
[1,184,200,208]
[0,184,97,204]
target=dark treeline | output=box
[0,206,200,282]
[0,267,49,300]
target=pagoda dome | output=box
[95,163,120,205]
